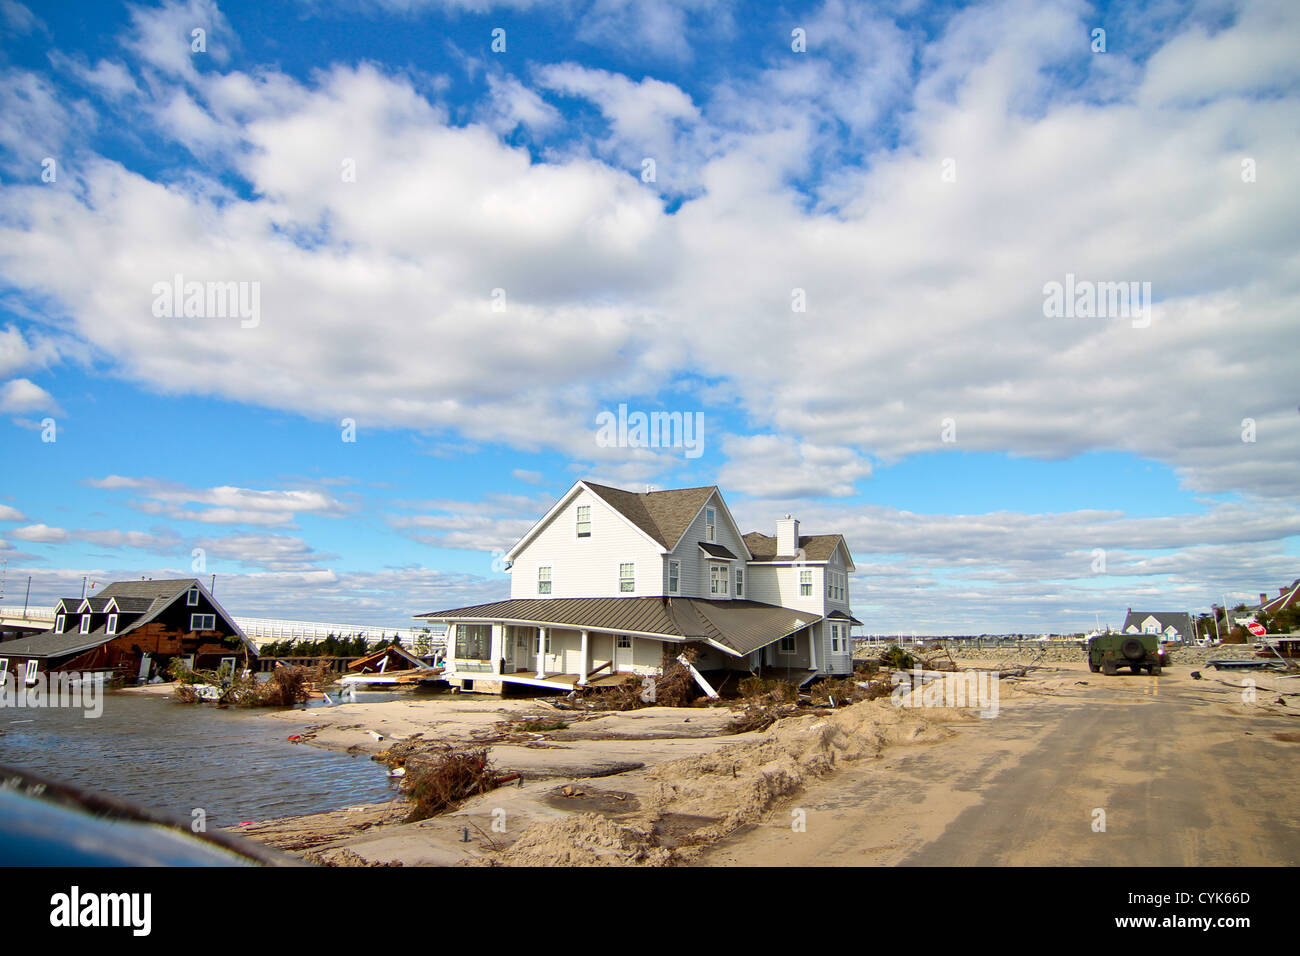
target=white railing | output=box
[235,616,446,650]
[0,606,446,651]
[0,606,56,622]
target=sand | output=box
[232,662,1299,866]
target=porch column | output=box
[536,627,547,678]
[808,625,818,671]
[577,630,590,685]
[490,624,503,676]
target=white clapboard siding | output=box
[663,490,750,601]
[510,487,665,599]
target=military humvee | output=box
[1087,631,1165,675]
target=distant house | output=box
[417,480,860,694]
[0,578,255,685]
[1252,579,1300,618]
[1122,609,1194,643]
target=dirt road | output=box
[701,662,1300,866]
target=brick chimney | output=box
[1262,593,1269,605]
[776,515,800,556]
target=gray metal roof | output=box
[417,596,819,658]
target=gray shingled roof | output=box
[582,482,718,550]
[0,627,114,659]
[417,596,818,658]
[743,532,846,562]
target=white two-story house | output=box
[416,480,859,693]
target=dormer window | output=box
[187,587,200,606]
[55,614,65,634]
[576,505,591,538]
[705,508,715,542]
[106,613,118,635]
[79,615,92,634]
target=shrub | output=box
[878,645,916,670]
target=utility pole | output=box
[81,576,87,599]
[210,574,215,594]
[22,576,31,618]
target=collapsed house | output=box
[0,578,255,685]
[416,480,860,694]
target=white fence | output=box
[0,606,446,652]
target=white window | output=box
[705,507,715,542]
[24,660,38,685]
[779,635,797,654]
[831,624,841,652]
[190,613,216,631]
[800,570,813,597]
[735,569,744,598]
[668,561,679,593]
[710,565,725,595]
[54,614,65,634]
[576,505,591,538]
[617,634,632,649]
[187,587,200,606]
[538,566,552,595]
[106,613,118,635]
[79,615,91,634]
[0,658,7,678]
[619,563,635,592]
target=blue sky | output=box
[0,0,1297,632]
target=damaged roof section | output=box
[418,596,820,658]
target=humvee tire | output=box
[1088,660,1100,673]
[1121,637,1146,662]
[1101,658,1117,676]
[1151,662,1162,676]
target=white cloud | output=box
[88,476,349,527]
[0,504,27,521]
[0,378,59,414]
[11,523,68,543]
[718,434,873,498]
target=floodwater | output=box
[0,690,407,828]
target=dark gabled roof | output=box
[82,597,111,612]
[743,532,846,563]
[416,596,819,658]
[582,482,717,551]
[698,542,738,559]
[1122,611,1194,636]
[0,627,114,660]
